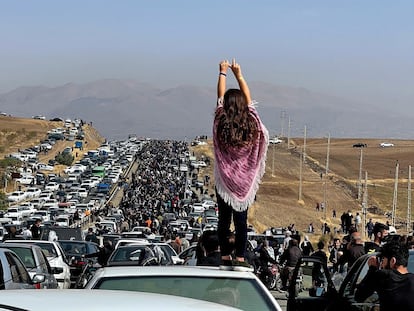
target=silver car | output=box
[0,248,44,289]
[85,266,282,311]
[0,243,59,289]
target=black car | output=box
[57,240,100,286]
[287,250,414,311]
[353,143,367,148]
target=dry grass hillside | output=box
[191,138,413,242]
[0,116,105,189]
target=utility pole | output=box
[362,171,368,239]
[303,125,307,164]
[391,162,399,227]
[287,116,291,149]
[298,147,303,201]
[280,110,286,137]
[357,148,363,201]
[272,144,275,177]
[407,165,412,233]
[323,134,330,220]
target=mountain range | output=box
[0,79,410,140]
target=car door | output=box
[4,251,34,289]
[287,256,340,311]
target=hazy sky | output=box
[1,0,413,109]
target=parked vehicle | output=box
[353,143,367,148]
[25,187,42,198]
[7,191,27,202]
[0,289,243,311]
[106,245,159,267]
[58,240,100,287]
[0,248,45,289]
[379,142,394,147]
[286,251,414,311]
[85,266,283,311]
[4,240,71,289]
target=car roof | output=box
[0,290,242,311]
[89,265,259,280]
[0,242,41,250]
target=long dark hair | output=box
[216,89,259,147]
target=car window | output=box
[36,249,49,274]
[180,247,195,260]
[95,276,275,310]
[408,252,414,272]
[6,247,36,269]
[36,243,58,258]
[5,252,31,284]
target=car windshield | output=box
[35,243,58,258]
[59,242,87,255]
[94,276,275,311]
[110,247,154,264]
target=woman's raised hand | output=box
[230,58,242,78]
[219,60,230,73]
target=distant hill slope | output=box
[0,116,104,164]
[0,79,411,140]
[192,138,410,237]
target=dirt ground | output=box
[191,138,412,243]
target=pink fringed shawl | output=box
[213,100,269,212]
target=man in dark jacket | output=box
[196,230,221,267]
[338,231,365,272]
[355,240,414,311]
[280,239,302,291]
[364,222,389,254]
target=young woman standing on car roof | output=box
[213,59,269,271]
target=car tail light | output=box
[35,283,41,289]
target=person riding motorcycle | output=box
[279,238,302,291]
[257,240,278,286]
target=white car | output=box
[179,164,189,172]
[85,266,282,311]
[37,163,54,171]
[16,175,35,185]
[42,199,59,209]
[269,137,283,144]
[30,198,45,209]
[0,290,242,311]
[7,191,27,202]
[380,142,394,147]
[25,187,42,198]
[45,182,60,191]
[4,240,71,289]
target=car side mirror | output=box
[32,274,46,284]
[52,267,64,274]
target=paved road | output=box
[272,290,288,311]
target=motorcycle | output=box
[256,263,282,291]
[74,259,98,289]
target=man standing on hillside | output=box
[354,212,362,232]
[366,218,375,240]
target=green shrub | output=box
[0,158,21,168]
[55,153,74,166]
[0,191,6,210]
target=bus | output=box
[92,166,105,178]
